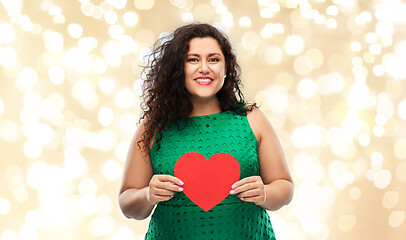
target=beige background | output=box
[0,0,406,239]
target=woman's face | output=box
[184,37,226,104]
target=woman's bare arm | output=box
[119,119,184,220]
[119,119,155,220]
[246,107,294,211]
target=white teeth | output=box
[195,78,212,83]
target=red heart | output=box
[174,152,240,211]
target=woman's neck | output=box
[188,97,221,117]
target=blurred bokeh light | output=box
[1,0,406,239]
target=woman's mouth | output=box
[195,77,213,85]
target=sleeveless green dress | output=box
[146,110,276,240]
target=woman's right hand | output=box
[146,175,184,205]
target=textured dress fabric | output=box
[145,110,276,240]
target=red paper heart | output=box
[174,152,240,211]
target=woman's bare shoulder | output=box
[246,106,272,143]
[246,105,269,125]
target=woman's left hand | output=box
[230,176,267,206]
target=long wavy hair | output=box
[139,23,255,154]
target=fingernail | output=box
[179,180,184,185]
[179,187,183,191]
[171,195,174,198]
[240,197,244,200]
[229,190,235,194]
[231,184,236,189]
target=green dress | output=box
[146,110,276,240]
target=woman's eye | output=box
[209,58,220,62]
[187,58,198,62]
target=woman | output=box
[119,23,293,239]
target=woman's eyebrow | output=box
[186,53,223,57]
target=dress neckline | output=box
[187,111,224,119]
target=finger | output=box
[150,195,173,204]
[155,181,184,192]
[232,182,260,194]
[238,189,261,198]
[147,187,172,205]
[231,176,261,189]
[157,175,184,186]
[240,196,264,204]
[152,188,176,196]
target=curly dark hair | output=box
[139,23,255,154]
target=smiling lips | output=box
[195,77,213,85]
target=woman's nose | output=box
[199,61,209,73]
